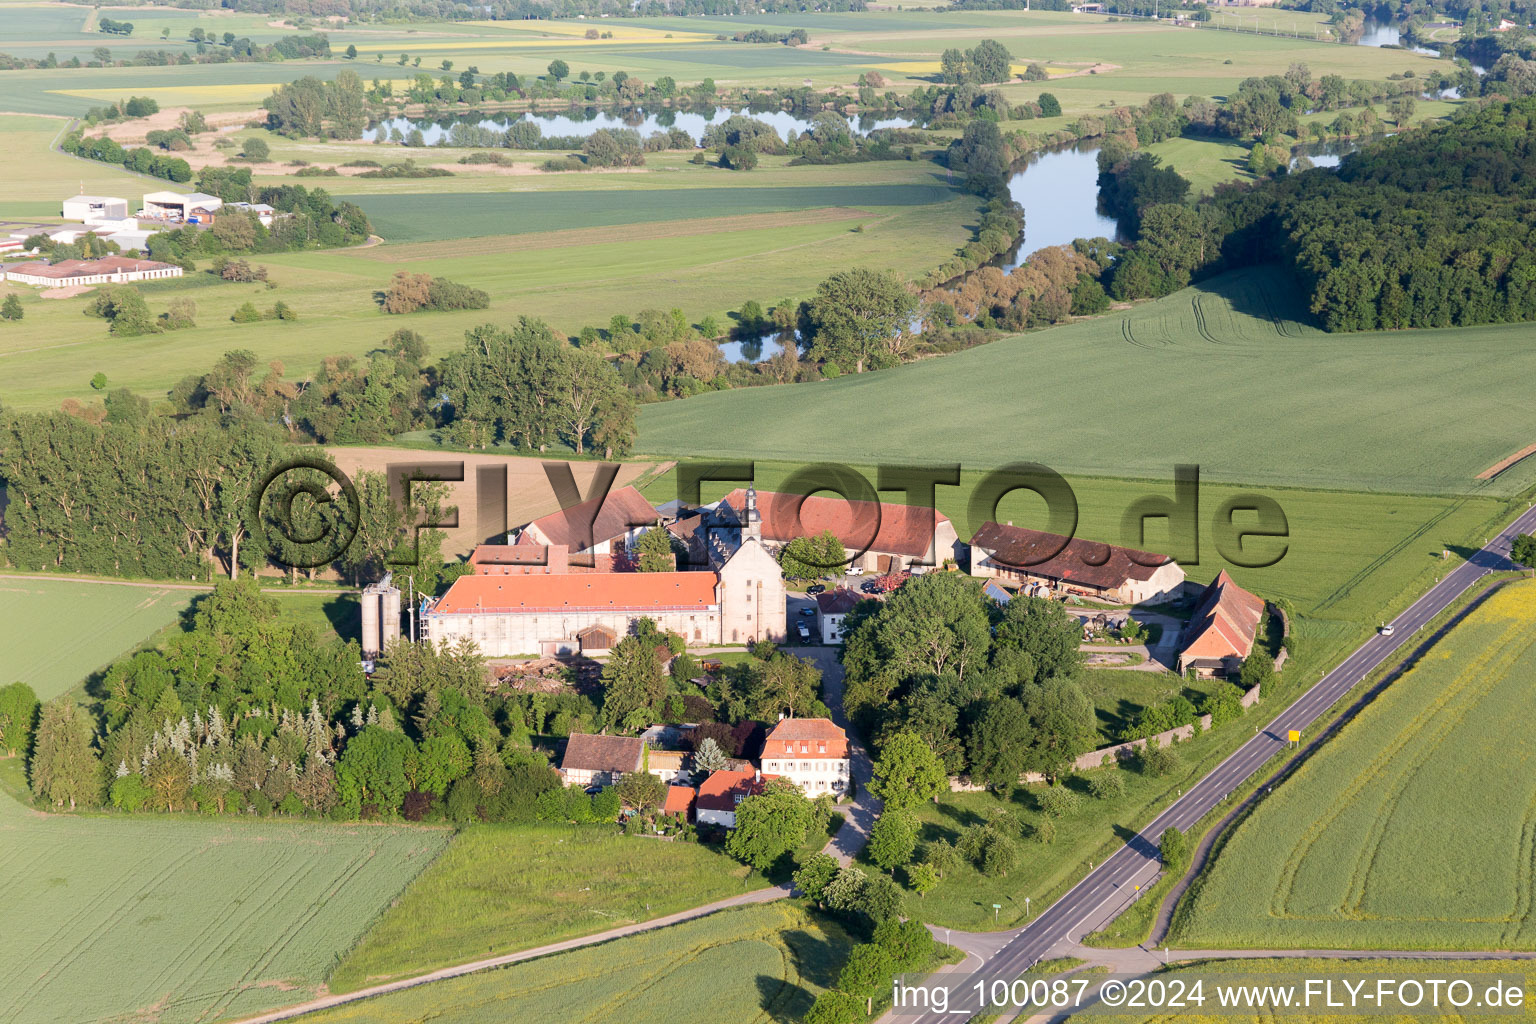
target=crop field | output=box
[1075,959,1536,1024]
[325,445,664,557]
[1172,581,1536,951]
[341,180,954,241]
[312,902,851,1024]
[330,823,767,991]
[0,782,450,1024]
[0,163,972,412]
[0,576,193,700]
[638,266,1536,498]
[0,7,1455,119]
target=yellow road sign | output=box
[1287,729,1300,742]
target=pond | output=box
[1355,15,1440,56]
[717,331,798,365]
[362,107,915,146]
[1292,133,1392,170]
[1002,145,1123,271]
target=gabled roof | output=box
[522,485,659,551]
[1180,571,1264,662]
[764,718,848,759]
[815,588,864,615]
[431,571,716,614]
[561,733,644,774]
[970,522,1175,591]
[720,489,948,559]
[662,785,696,815]
[695,766,763,811]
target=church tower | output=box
[743,484,762,543]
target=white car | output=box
[797,623,812,641]
[844,566,865,576]
[1380,623,1395,637]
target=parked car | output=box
[844,566,865,576]
[799,606,816,616]
[806,584,826,595]
[797,623,811,641]
[861,580,880,594]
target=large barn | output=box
[969,521,1186,604]
[672,487,963,574]
[1177,571,1265,676]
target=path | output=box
[886,502,1536,1024]
[227,885,791,1024]
[799,645,882,864]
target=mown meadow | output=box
[1171,580,1536,950]
[328,822,771,992]
[310,902,853,1024]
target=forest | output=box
[1104,97,1536,331]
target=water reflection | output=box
[362,108,914,146]
[1003,145,1123,271]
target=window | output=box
[818,742,826,753]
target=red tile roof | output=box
[695,766,763,812]
[522,485,659,552]
[815,589,865,615]
[970,522,1171,591]
[1180,571,1264,662]
[662,785,697,816]
[764,718,848,759]
[561,733,645,774]
[10,256,175,279]
[721,489,948,559]
[432,571,716,614]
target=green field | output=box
[1172,581,1536,950]
[0,766,450,1024]
[637,267,1536,498]
[344,181,954,242]
[0,576,193,700]
[0,155,974,412]
[1075,958,1536,1024]
[329,822,768,992]
[312,901,852,1024]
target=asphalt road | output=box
[895,503,1536,1022]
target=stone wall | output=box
[949,683,1263,790]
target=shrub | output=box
[217,258,268,283]
[1140,739,1182,777]
[240,137,270,161]
[110,773,151,812]
[1086,770,1125,801]
[230,301,263,323]
[1037,784,1080,818]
